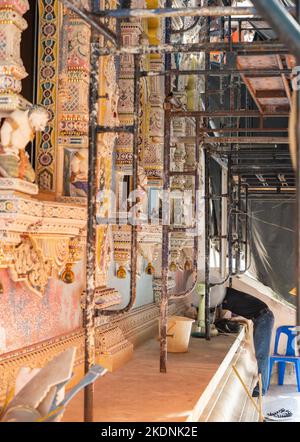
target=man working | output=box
[222,287,275,397]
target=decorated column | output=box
[0,0,29,113]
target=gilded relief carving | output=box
[4,235,52,296]
[0,107,49,190]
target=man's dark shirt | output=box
[222,287,268,320]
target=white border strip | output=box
[185,327,246,422]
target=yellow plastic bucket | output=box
[160,316,195,353]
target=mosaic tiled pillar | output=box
[0,0,29,113]
[35,0,60,192]
[56,8,91,200]
[115,21,142,174]
[144,0,163,186]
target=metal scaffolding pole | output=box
[58,0,117,44]
[228,154,233,288]
[170,111,289,118]
[84,33,99,423]
[160,0,172,374]
[236,176,242,275]
[297,1,300,344]
[92,6,287,19]
[252,0,300,61]
[140,68,292,77]
[205,148,211,340]
[98,56,140,318]
[204,11,211,341]
[96,42,287,56]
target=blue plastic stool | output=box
[267,325,300,392]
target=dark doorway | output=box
[20,0,39,167]
[21,0,39,104]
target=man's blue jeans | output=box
[253,309,275,394]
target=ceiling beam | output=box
[255,89,287,98]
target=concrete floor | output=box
[63,334,237,422]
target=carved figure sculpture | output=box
[0,106,49,182]
[70,150,88,197]
[0,347,106,422]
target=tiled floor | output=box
[264,385,300,422]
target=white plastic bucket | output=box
[160,316,195,353]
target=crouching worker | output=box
[222,287,274,397]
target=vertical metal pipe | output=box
[228,14,232,52]
[205,148,211,340]
[244,184,249,271]
[84,34,99,423]
[221,168,228,278]
[129,53,140,328]
[238,18,242,43]
[194,118,200,280]
[219,171,223,271]
[296,1,300,350]
[204,7,211,341]
[160,0,172,373]
[228,154,233,287]
[236,175,242,274]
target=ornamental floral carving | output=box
[8,235,53,296]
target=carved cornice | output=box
[0,192,86,240]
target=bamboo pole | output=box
[232,365,260,414]
[258,374,264,422]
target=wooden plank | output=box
[255,89,286,98]
[276,54,292,107]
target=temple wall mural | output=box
[0,0,191,400]
[0,262,83,354]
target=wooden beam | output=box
[276,54,292,107]
[256,89,287,98]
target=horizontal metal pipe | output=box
[252,0,300,61]
[203,137,289,144]
[198,128,288,133]
[178,136,289,144]
[247,189,296,194]
[231,156,291,160]
[169,170,196,176]
[96,125,134,133]
[96,42,287,56]
[248,182,295,185]
[171,111,289,118]
[212,145,291,150]
[232,166,294,171]
[93,6,259,19]
[140,68,292,77]
[58,0,117,45]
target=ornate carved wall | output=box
[0,299,188,402]
[0,0,201,406]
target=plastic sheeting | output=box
[248,198,296,306]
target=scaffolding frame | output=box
[58,0,300,422]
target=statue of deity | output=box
[0,106,49,183]
[69,150,88,197]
